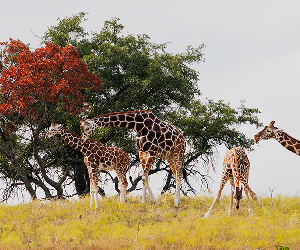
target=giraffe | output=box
[45,123,130,208]
[255,121,300,155]
[203,147,262,218]
[79,110,186,206]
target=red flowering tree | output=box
[0,39,101,119]
[0,39,102,200]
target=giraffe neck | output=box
[92,110,157,135]
[276,131,300,156]
[233,147,240,188]
[59,127,84,152]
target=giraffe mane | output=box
[55,125,81,138]
[65,130,81,138]
[54,125,102,145]
[91,110,153,120]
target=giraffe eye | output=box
[267,129,271,133]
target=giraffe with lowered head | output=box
[255,121,300,155]
[45,123,130,208]
[79,110,186,206]
[203,147,262,218]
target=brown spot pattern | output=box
[46,124,130,207]
[80,110,186,205]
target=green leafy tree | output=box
[42,13,261,196]
[168,100,260,192]
[42,12,88,48]
[0,13,261,201]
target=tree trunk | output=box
[74,160,89,196]
[33,147,65,199]
[30,177,53,199]
[161,169,173,194]
[10,157,37,200]
[0,141,37,200]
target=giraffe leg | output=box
[143,172,159,204]
[174,175,181,207]
[92,172,99,209]
[203,178,228,219]
[139,151,148,203]
[228,179,235,216]
[86,162,99,209]
[167,154,183,207]
[91,185,99,209]
[243,183,262,208]
[139,152,158,205]
[174,159,184,207]
[244,188,252,214]
[120,186,126,203]
[90,187,95,207]
[115,169,128,203]
[142,173,146,203]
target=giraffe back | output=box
[222,147,250,182]
[82,138,130,171]
[80,110,186,160]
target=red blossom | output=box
[0,40,102,120]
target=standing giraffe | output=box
[203,147,262,218]
[79,110,186,206]
[45,123,130,208]
[255,121,300,155]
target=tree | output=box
[0,13,261,202]
[42,13,261,197]
[167,100,261,193]
[0,39,102,200]
[42,12,88,48]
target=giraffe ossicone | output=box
[45,123,130,208]
[255,121,300,156]
[203,147,262,219]
[79,110,186,206]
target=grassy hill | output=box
[0,194,299,249]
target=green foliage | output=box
[80,17,203,116]
[171,99,261,156]
[42,12,88,47]
[0,12,263,201]
[44,15,204,115]
[41,13,263,196]
[0,195,298,249]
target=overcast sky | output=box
[2,0,300,199]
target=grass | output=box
[0,194,299,249]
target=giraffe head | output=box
[254,121,283,142]
[234,186,243,210]
[45,123,62,139]
[79,118,96,144]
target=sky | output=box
[2,0,300,200]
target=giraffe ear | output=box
[51,122,54,126]
[79,118,84,122]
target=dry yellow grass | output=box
[0,194,298,249]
